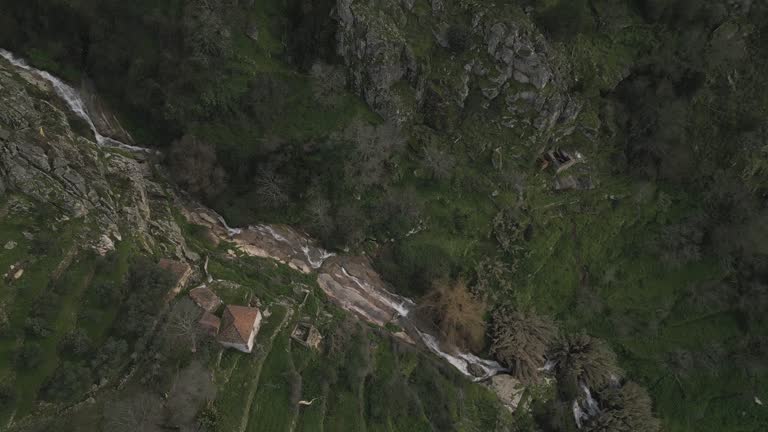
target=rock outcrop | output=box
[0,57,190,259]
[335,0,580,139]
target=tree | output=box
[417,279,486,352]
[168,134,227,199]
[0,378,15,410]
[58,328,93,357]
[584,381,661,432]
[16,342,43,369]
[182,0,233,64]
[253,166,289,208]
[41,361,93,402]
[91,337,129,382]
[166,298,203,353]
[24,317,51,338]
[446,25,470,53]
[490,306,558,383]
[550,332,621,393]
[342,120,405,190]
[493,207,529,254]
[103,394,163,432]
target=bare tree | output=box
[307,196,334,238]
[103,393,163,432]
[168,134,227,199]
[490,306,558,383]
[253,166,289,208]
[342,120,405,189]
[417,279,486,352]
[422,145,456,180]
[167,298,203,353]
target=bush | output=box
[417,279,486,352]
[490,306,558,383]
[16,342,43,369]
[550,332,621,395]
[91,337,129,381]
[446,25,470,53]
[24,317,51,338]
[41,361,93,402]
[93,281,123,307]
[377,241,453,297]
[58,328,93,357]
[584,381,660,432]
[0,379,16,409]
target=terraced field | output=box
[213,297,511,432]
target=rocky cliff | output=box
[336,0,581,140]
[0,59,193,260]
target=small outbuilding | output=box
[291,322,322,350]
[198,312,221,337]
[543,149,581,174]
[189,286,222,312]
[217,305,262,353]
[159,258,193,301]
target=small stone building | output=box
[291,322,322,350]
[544,149,580,174]
[159,258,193,301]
[217,305,262,353]
[198,312,221,337]
[189,286,222,312]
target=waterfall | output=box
[0,49,149,153]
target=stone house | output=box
[189,286,222,312]
[198,312,221,337]
[216,305,262,353]
[159,258,193,301]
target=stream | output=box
[0,48,507,382]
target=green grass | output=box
[214,304,289,432]
[13,252,96,416]
[246,325,298,432]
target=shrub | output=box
[16,342,44,369]
[24,317,51,338]
[417,279,486,352]
[0,379,16,409]
[584,381,660,432]
[41,361,93,402]
[93,281,123,307]
[490,306,558,383]
[58,328,93,357]
[550,332,621,394]
[446,25,470,53]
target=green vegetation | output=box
[2,0,768,431]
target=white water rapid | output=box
[0,49,148,153]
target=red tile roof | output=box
[198,312,221,335]
[217,305,260,345]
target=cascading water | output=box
[0,49,148,152]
